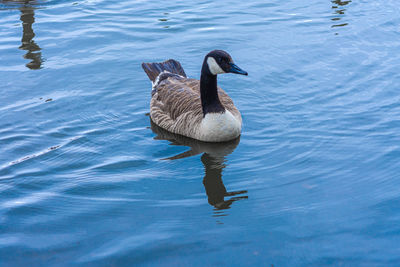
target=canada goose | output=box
[142,50,247,142]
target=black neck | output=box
[200,61,225,116]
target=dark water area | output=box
[1,0,400,266]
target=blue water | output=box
[1,0,400,265]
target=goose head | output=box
[203,50,248,76]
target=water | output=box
[1,0,400,265]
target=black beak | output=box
[229,63,248,76]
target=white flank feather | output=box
[198,110,241,142]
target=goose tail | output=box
[141,59,187,83]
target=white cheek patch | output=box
[207,57,225,75]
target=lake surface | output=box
[1,0,400,266]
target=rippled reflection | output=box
[19,2,42,69]
[331,0,351,30]
[2,0,44,69]
[158,12,170,28]
[2,0,43,69]
[150,120,248,210]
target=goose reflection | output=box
[3,0,44,69]
[331,0,351,30]
[150,120,248,210]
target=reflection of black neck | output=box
[201,153,248,210]
[202,153,227,206]
[19,5,42,69]
[200,59,225,116]
[149,120,247,210]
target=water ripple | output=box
[1,0,400,265]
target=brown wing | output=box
[150,77,203,137]
[154,78,201,120]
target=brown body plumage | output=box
[150,75,241,140]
